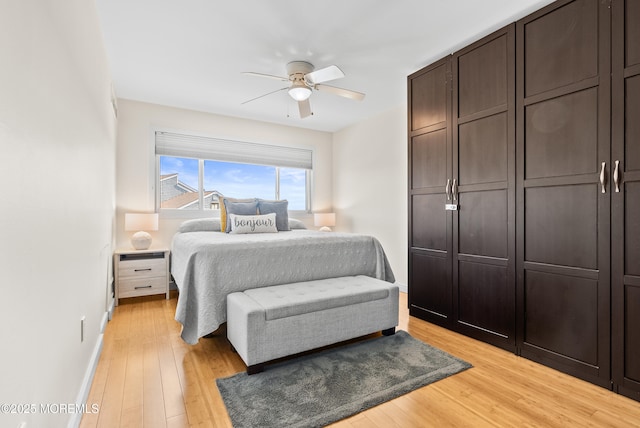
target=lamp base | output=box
[131,231,152,250]
[318,226,332,232]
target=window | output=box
[155,132,312,213]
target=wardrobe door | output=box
[451,25,516,351]
[408,57,453,326]
[516,0,611,388]
[612,0,640,401]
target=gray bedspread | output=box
[171,230,395,344]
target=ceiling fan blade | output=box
[241,87,288,105]
[315,84,365,101]
[305,65,344,84]
[242,72,290,82]
[298,99,312,118]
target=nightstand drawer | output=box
[118,257,166,279]
[118,276,167,298]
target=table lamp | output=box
[314,213,336,232]
[125,213,159,250]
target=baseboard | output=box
[100,310,109,333]
[107,298,115,321]
[67,313,106,428]
[396,282,408,294]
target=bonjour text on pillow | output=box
[229,213,278,234]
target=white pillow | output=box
[229,213,278,234]
[288,218,307,230]
[178,217,221,233]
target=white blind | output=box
[155,131,313,170]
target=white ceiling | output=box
[96,0,553,133]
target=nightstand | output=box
[114,247,170,306]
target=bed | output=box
[170,218,395,344]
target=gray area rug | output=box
[216,330,472,428]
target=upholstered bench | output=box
[226,275,399,374]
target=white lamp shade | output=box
[125,213,159,232]
[314,213,336,232]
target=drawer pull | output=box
[134,285,153,290]
[134,268,152,272]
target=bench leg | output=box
[247,364,264,375]
[382,327,396,336]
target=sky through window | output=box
[160,157,307,210]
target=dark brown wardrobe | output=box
[408,0,640,401]
[611,0,640,400]
[516,0,611,390]
[408,25,516,352]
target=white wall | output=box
[332,106,408,288]
[115,99,333,248]
[0,1,116,428]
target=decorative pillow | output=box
[228,213,278,234]
[257,199,289,231]
[220,197,256,232]
[224,199,259,232]
[288,218,307,230]
[178,218,221,233]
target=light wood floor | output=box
[81,292,640,428]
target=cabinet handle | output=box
[613,160,620,193]
[134,285,153,290]
[452,179,458,201]
[445,179,452,201]
[134,268,152,272]
[600,162,606,194]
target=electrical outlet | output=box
[81,316,86,342]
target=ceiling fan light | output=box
[288,85,312,101]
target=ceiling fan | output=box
[242,61,365,118]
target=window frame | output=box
[152,130,313,219]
